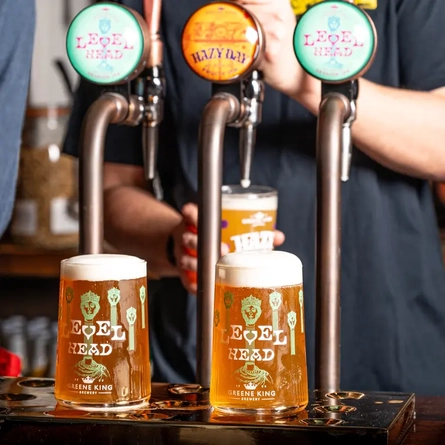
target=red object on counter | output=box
[0,347,21,377]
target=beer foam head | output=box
[216,251,302,288]
[222,185,278,211]
[61,254,146,282]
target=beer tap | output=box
[239,70,265,188]
[66,2,157,254]
[142,0,165,181]
[182,1,265,387]
[293,0,377,392]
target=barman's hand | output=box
[173,203,285,295]
[237,0,445,180]
[236,0,319,104]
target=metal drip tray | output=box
[0,378,414,444]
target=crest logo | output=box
[244,382,258,390]
[67,3,144,84]
[241,211,273,228]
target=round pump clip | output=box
[293,0,377,83]
[66,2,150,85]
[182,1,264,83]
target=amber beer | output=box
[55,254,150,411]
[221,185,278,253]
[210,250,308,414]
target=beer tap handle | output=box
[341,100,356,182]
[239,70,264,188]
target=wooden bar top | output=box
[405,397,445,444]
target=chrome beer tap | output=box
[293,0,377,392]
[182,1,265,387]
[141,66,165,181]
[142,0,165,181]
[239,70,265,188]
[66,2,161,254]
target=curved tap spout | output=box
[197,93,241,387]
[80,93,140,254]
[239,70,264,188]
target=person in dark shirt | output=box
[65,0,445,395]
[0,1,36,236]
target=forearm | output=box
[299,78,445,180]
[104,185,181,277]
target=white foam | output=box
[61,254,147,282]
[222,185,278,211]
[216,251,303,288]
[240,179,251,188]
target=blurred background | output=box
[0,0,89,378]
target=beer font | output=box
[211,250,308,414]
[293,0,377,391]
[66,1,164,254]
[181,1,266,387]
[55,254,150,411]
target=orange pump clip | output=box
[182,2,261,83]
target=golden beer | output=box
[210,251,308,414]
[55,254,151,411]
[221,185,278,253]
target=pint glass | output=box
[221,185,278,253]
[55,254,151,411]
[210,250,308,414]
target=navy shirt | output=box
[0,0,36,236]
[65,0,445,395]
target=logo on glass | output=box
[293,1,376,83]
[66,4,144,84]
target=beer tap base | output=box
[0,377,414,444]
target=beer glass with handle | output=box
[211,250,308,414]
[55,254,151,411]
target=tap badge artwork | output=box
[62,284,146,395]
[216,288,305,401]
[182,2,261,82]
[66,4,144,84]
[293,1,376,83]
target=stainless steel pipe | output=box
[197,93,240,387]
[79,93,135,254]
[315,93,351,392]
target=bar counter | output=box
[0,378,443,444]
